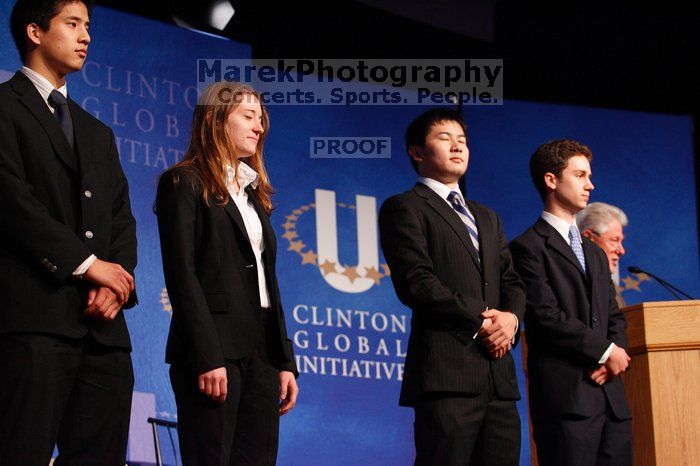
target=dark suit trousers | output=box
[171,309,281,466]
[0,332,134,466]
[534,398,632,466]
[413,369,520,466]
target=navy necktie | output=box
[569,225,587,272]
[48,90,74,148]
[447,191,480,259]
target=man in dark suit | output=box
[510,140,632,466]
[379,108,525,466]
[0,1,137,464]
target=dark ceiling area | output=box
[98,1,699,116]
[99,0,699,223]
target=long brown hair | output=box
[170,81,274,213]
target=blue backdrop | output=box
[1,3,697,465]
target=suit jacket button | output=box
[50,266,57,272]
[85,230,94,239]
[40,258,48,265]
[592,316,599,323]
[484,281,488,287]
[84,190,92,198]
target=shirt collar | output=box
[226,162,259,191]
[418,177,464,204]
[20,66,68,105]
[541,211,579,245]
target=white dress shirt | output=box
[226,162,271,309]
[540,211,615,364]
[418,177,518,342]
[20,66,97,276]
[20,66,67,113]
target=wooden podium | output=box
[622,300,700,466]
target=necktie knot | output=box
[48,89,68,109]
[447,191,462,206]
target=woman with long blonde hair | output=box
[156,81,298,465]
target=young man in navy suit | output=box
[0,1,137,464]
[510,140,632,466]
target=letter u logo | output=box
[315,189,378,293]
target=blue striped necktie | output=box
[569,225,586,272]
[447,191,480,259]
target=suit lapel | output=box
[223,196,252,245]
[12,73,78,172]
[535,217,588,280]
[466,199,488,277]
[247,187,276,258]
[414,184,482,273]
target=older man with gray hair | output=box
[576,202,628,306]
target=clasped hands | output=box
[589,345,630,386]
[82,258,135,321]
[477,309,517,360]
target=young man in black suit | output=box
[510,140,632,466]
[0,1,137,464]
[379,108,525,466]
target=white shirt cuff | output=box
[599,343,616,364]
[73,254,97,276]
[473,318,486,339]
[511,314,519,344]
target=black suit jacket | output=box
[0,72,137,349]
[510,217,631,421]
[155,168,297,376]
[379,182,525,406]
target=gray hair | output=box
[576,202,628,234]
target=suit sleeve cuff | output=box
[599,342,616,364]
[473,308,489,339]
[73,254,97,276]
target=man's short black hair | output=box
[10,0,94,62]
[405,108,467,173]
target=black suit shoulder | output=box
[160,165,201,187]
[379,189,425,227]
[0,79,26,121]
[381,188,420,208]
[158,166,203,196]
[71,99,109,132]
[0,78,16,98]
[465,198,496,216]
[511,223,539,245]
[466,198,504,231]
[510,223,547,261]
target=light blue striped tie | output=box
[447,191,480,259]
[569,225,586,272]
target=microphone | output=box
[627,266,696,300]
